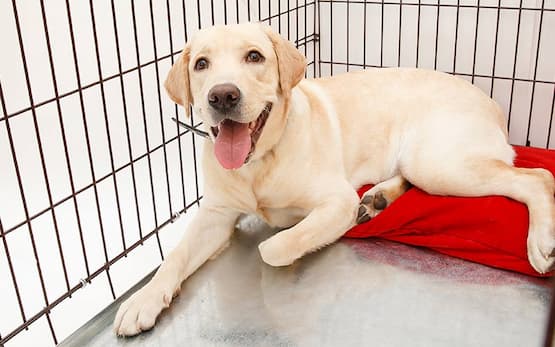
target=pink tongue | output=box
[214,120,252,169]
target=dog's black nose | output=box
[208,83,241,112]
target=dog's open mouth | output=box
[211,103,272,169]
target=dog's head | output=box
[165,23,306,170]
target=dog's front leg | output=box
[258,189,359,266]
[113,205,239,336]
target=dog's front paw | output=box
[258,235,298,267]
[113,282,176,336]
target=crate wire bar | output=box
[0,0,554,346]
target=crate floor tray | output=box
[60,219,551,347]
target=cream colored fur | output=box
[114,23,555,336]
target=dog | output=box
[113,22,555,336]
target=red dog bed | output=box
[345,146,555,277]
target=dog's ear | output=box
[164,45,192,116]
[262,24,306,95]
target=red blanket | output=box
[345,146,555,277]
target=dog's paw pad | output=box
[361,191,389,211]
[372,191,388,210]
[356,205,371,224]
[357,190,390,224]
[361,195,373,205]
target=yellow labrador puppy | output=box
[114,22,555,335]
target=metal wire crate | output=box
[1,0,553,346]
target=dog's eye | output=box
[246,50,264,63]
[194,58,209,71]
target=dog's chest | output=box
[253,185,304,223]
[250,169,309,227]
[256,206,308,228]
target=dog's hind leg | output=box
[404,157,555,274]
[356,175,412,224]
